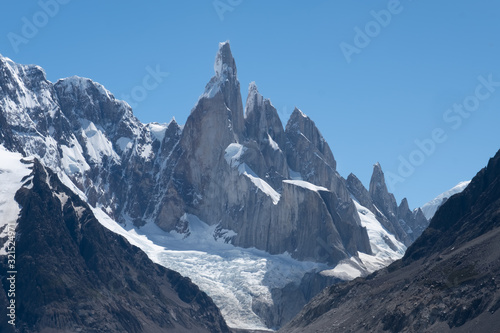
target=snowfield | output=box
[0,147,33,255]
[321,200,406,280]
[92,208,325,331]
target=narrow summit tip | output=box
[214,41,236,77]
[248,81,259,94]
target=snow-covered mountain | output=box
[421,181,471,220]
[0,42,429,330]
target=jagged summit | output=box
[245,81,265,116]
[214,41,236,77]
[291,107,308,119]
[202,41,240,99]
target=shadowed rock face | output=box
[0,160,230,333]
[281,149,500,333]
[348,163,429,247]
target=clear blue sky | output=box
[1,1,499,208]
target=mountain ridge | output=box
[0,42,428,330]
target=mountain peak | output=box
[245,81,264,116]
[292,107,308,119]
[214,41,236,78]
[369,162,398,218]
[370,162,385,187]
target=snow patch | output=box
[0,146,33,255]
[421,180,470,220]
[267,134,280,151]
[283,180,329,192]
[238,164,280,205]
[147,123,168,142]
[224,143,247,168]
[116,137,133,152]
[60,137,90,174]
[353,200,406,258]
[79,119,120,164]
[321,200,406,281]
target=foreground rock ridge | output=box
[0,159,230,333]
[281,149,500,333]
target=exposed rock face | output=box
[0,43,426,329]
[348,163,429,246]
[0,160,230,333]
[253,272,342,330]
[281,149,500,333]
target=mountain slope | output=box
[421,181,471,220]
[281,149,500,333]
[0,153,230,333]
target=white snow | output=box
[421,180,470,220]
[353,200,406,257]
[0,146,33,255]
[58,76,114,101]
[225,144,280,204]
[79,119,120,164]
[224,143,247,167]
[238,164,280,205]
[199,41,234,100]
[267,134,280,151]
[91,209,325,331]
[147,123,168,142]
[283,179,329,192]
[321,200,406,280]
[116,137,133,152]
[139,143,153,160]
[60,137,90,174]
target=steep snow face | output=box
[353,200,406,258]
[79,119,120,164]
[92,209,325,331]
[321,200,406,280]
[0,146,34,254]
[0,56,58,128]
[421,181,471,220]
